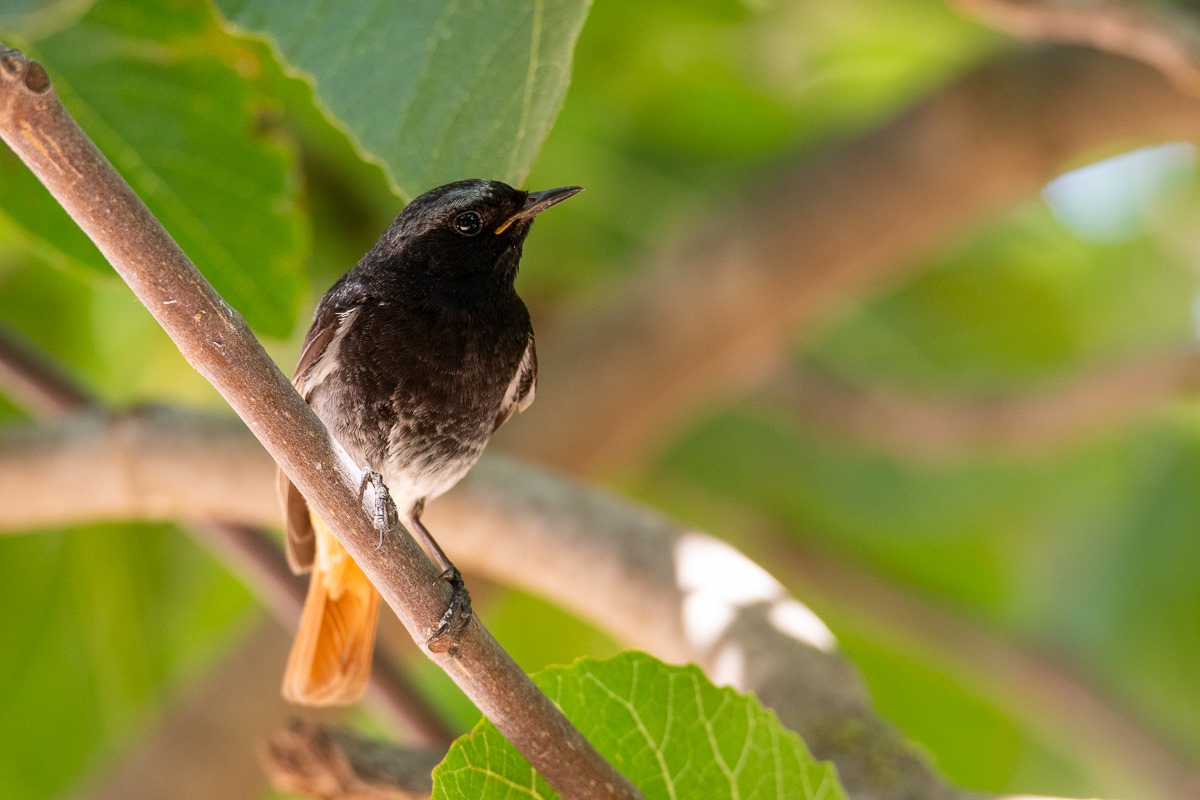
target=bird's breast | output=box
[306,295,529,506]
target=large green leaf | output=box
[215,0,591,198]
[0,0,307,337]
[433,652,846,800]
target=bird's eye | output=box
[453,211,482,236]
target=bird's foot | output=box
[356,469,393,549]
[427,567,473,645]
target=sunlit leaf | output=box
[433,652,846,800]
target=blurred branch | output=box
[953,0,1200,98]
[502,46,1200,475]
[0,44,638,800]
[88,623,445,800]
[0,405,276,528]
[0,327,95,411]
[263,721,440,800]
[773,352,1200,462]
[13,409,1178,800]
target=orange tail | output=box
[282,513,381,706]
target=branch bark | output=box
[0,44,640,800]
[501,46,1200,475]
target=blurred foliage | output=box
[2,0,1199,799]
[0,524,252,795]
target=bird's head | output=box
[377,179,582,285]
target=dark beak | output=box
[495,185,583,233]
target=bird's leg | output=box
[353,475,471,640]
[404,506,472,643]
[357,469,393,548]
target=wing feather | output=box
[279,304,362,573]
[494,335,537,432]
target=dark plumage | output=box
[278,179,581,705]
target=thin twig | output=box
[0,324,95,411]
[0,43,641,800]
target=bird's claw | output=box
[427,567,472,644]
[357,469,393,549]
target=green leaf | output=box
[214,0,591,198]
[433,652,847,800]
[0,0,307,337]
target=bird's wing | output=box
[494,334,537,432]
[294,305,361,400]
[280,302,363,573]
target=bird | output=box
[277,178,582,706]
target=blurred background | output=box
[1,0,1199,798]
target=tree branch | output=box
[0,44,640,800]
[772,352,1200,462]
[953,0,1200,98]
[501,46,1200,475]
